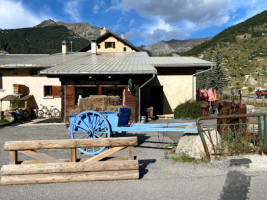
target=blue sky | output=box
[0,0,266,46]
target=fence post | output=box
[258,116,263,154]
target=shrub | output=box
[174,100,201,119]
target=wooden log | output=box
[1,160,139,175]
[70,148,76,162]
[128,146,134,160]
[4,137,138,151]
[85,147,125,163]
[19,150,61,163]
[1,170,139,185]
[9,151,17,165]
[79,157,129,162]
[21,159,70,165]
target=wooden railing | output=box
[1,137,139,185]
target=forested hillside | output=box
[0,25,89,54]
[184,10,267,88]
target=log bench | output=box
[1,137,139,185]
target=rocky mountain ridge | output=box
[143,37,212,55]
[37,19,100,41]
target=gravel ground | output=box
[0,119,267,200]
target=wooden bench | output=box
[1,137,139,185]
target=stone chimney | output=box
[100,27,106,35]
[62,40,67,54]
[121,33,124,39]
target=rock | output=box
[4,111,15,122]
[175,125,221,159]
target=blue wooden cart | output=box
[68,107,198,155]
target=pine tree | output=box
[197,51,229,94]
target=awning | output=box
[0,95,33,101]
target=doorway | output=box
[150,86,163,115]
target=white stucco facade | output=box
[0,68,61,111]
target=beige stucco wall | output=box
[87,36,136,53]
[0,69,61,111]
[157,75,195,113]
[141,69,196,115]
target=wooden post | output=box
[70,148,76,162]
[128,146,134,160]
[9,151,17,165]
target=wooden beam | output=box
[128,146,134,160]
[19,150,61,163]
[1,160,139,175]
[4,137,138,150]
[85,147,125,163]
[9,151,17,165]
[1,170,139,185]
[70,148,76,162]
[21,159,70,165]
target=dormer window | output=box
[123,47,127,51]
[105,42,115,48]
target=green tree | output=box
[197,51,229,94]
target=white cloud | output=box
[63,0,83,22]
[93,4,100,14]
[0,0,44,29]
[129,19,135,26]
[118,0,267,45]
[125,28,140,40]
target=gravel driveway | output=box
[1,120,267,200]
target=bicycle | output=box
[37,104,61,118]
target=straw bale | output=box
[71,95,122,114]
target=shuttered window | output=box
[44,85,61,98]
[52,86,61,98]
[105,42,115,48]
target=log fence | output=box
[1,137,139,185]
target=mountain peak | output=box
[36,19,57,27]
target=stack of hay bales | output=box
[72,95,122,113]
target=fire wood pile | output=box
[72,95,122,113]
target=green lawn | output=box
[0,119,11,126]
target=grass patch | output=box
[163,144,200,163]
[170,155,198,163]
[0,119,11,126]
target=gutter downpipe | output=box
[139,73,155,122]
[192,66,213,100]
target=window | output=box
[98,44,101,49]
[123,47,126,52]
[44,86,52,96]
[105,42,115,48]
[30,70,38,75]
[0,73,2,89]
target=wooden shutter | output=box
[0,73,2,89]
[113,42,115,48]
[52,86,61,98]
[105,42,108,48]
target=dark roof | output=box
[0,95,33,101]
[79,31,140,52]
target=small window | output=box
[105,42,115,48]
[98,44,101,49]
[44,86,52,96]
[30,70,38,75]
[0,73,2,89]
[123,47,126,51]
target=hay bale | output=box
[72,95,122,114]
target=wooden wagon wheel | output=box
[69,111,111,155]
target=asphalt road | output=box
[1,120,267,200]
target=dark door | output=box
[150,86,163,115]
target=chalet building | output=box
[0,28,214,122]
